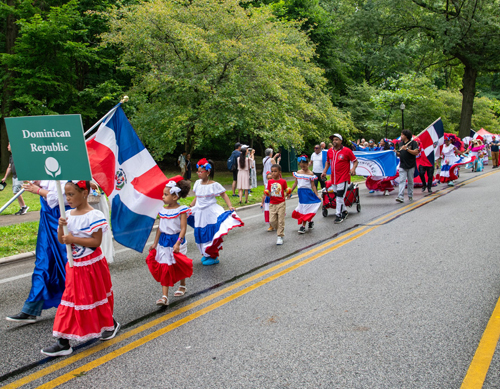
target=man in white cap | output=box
[321,133,358,223]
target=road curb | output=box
[0,251,35,266]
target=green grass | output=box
[162,168,293,187]
[0,177,41,215]
[0,221,39,257]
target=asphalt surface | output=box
[1,169,500,388]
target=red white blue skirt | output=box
[145,233,193,287]
[188,208,244,258]
[52,247,114,341]
[439,156,457,183]
[366,173,398,192]
[292,188,321,224]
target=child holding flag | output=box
[41,180,119,357]
[262,164,291,245]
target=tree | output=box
[0,0,128,169]
[102,0,356,159]
[351,0,500,138]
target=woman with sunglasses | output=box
[290,155,321,234]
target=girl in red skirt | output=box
[41,180,119,357]
[147,176,193,306]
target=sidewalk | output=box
[0,211,40,227]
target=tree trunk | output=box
[185,124,194,154]
[1,0,17,170]
[458,65,478,139]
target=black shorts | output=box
[233,169,238,181]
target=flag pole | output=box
[415,117,442,139]
[0,189,25,214]
[55,181,74,268]
[83,96,129,138]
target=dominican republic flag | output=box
[415,118,445,165]
[353,150,398,177]
[470,129,484,142]
[86,105,168,252]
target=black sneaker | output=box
[14,207,25,215]
[41,339,73,357]
[6,312,36,323]
[101,319,121,341]
[298,226,306,234]
[334,215,343,224]
[421,186,426,192]
[342,211,349,220]
[308,221,314,230]
[18,206,29,215]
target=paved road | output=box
[1,169,500,388]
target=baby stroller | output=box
[322,181,361,217]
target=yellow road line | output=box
[461,297,500,388]
[4,170,495,388]
[38,224,380,389]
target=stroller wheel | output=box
[322,208,328,217]
[356,203,361,212]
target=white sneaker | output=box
[276,237,284,245]
[384,190,389,196]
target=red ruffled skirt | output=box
[53,247,114,341]
[366,174,398,192]
[146,249,193,287]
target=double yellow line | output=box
[4,170,497,388]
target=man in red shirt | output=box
[321,133,358,223]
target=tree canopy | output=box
[1,0,500,168]
[101,0,355,159]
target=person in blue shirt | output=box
[366,139,378,151]
[491,136,499,168]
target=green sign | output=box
[5,114,92,181]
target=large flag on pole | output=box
[86,105,168,252]
[353,150,398,177]
[415,118,445,165]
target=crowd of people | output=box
[4,128,496,358]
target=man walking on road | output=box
[396,129,419,203]
[229,143,241,197]
[321,134,358,223]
